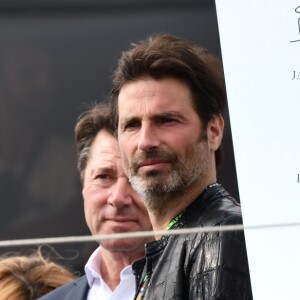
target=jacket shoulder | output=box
[186,185,243,228]
[37,276,89,300]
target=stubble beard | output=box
[123,137,211,216]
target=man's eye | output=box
[124,121,140,130]
[159,118,176,124]
[96,174,111,180]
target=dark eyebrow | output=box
[91,166,116,176]
[121,116,140,123]
[151,111,185,121]
[154,112,181,118]
[120,111,186,128]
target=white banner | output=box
[215,0,300,299]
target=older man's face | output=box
[82,130,152,252]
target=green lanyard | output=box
[166,210,185,230]
[135,210,185,300]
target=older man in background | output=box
[39,103,152,300]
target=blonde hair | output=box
[0,252,76,300]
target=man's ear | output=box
[207,114,224,151]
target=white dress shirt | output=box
[85,247,136,300]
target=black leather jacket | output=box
[132,184,252,300]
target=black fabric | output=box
[132,184,252,300]
[37,275,89,300]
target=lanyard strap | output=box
[135,210,185,300]
[166,210,185,230]
[135,273,146,300]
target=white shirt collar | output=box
[84,247,136,300]
[85,246,102,287]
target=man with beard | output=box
[110,34,253,299]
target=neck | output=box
[100,247,144,290]
[150,175,216,234]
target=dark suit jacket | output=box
[37,276,89,300]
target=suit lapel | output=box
[67,276,89,300]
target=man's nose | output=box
[107,178,133,207]
[137,123,160,152]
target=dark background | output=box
[0,0,239,273]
